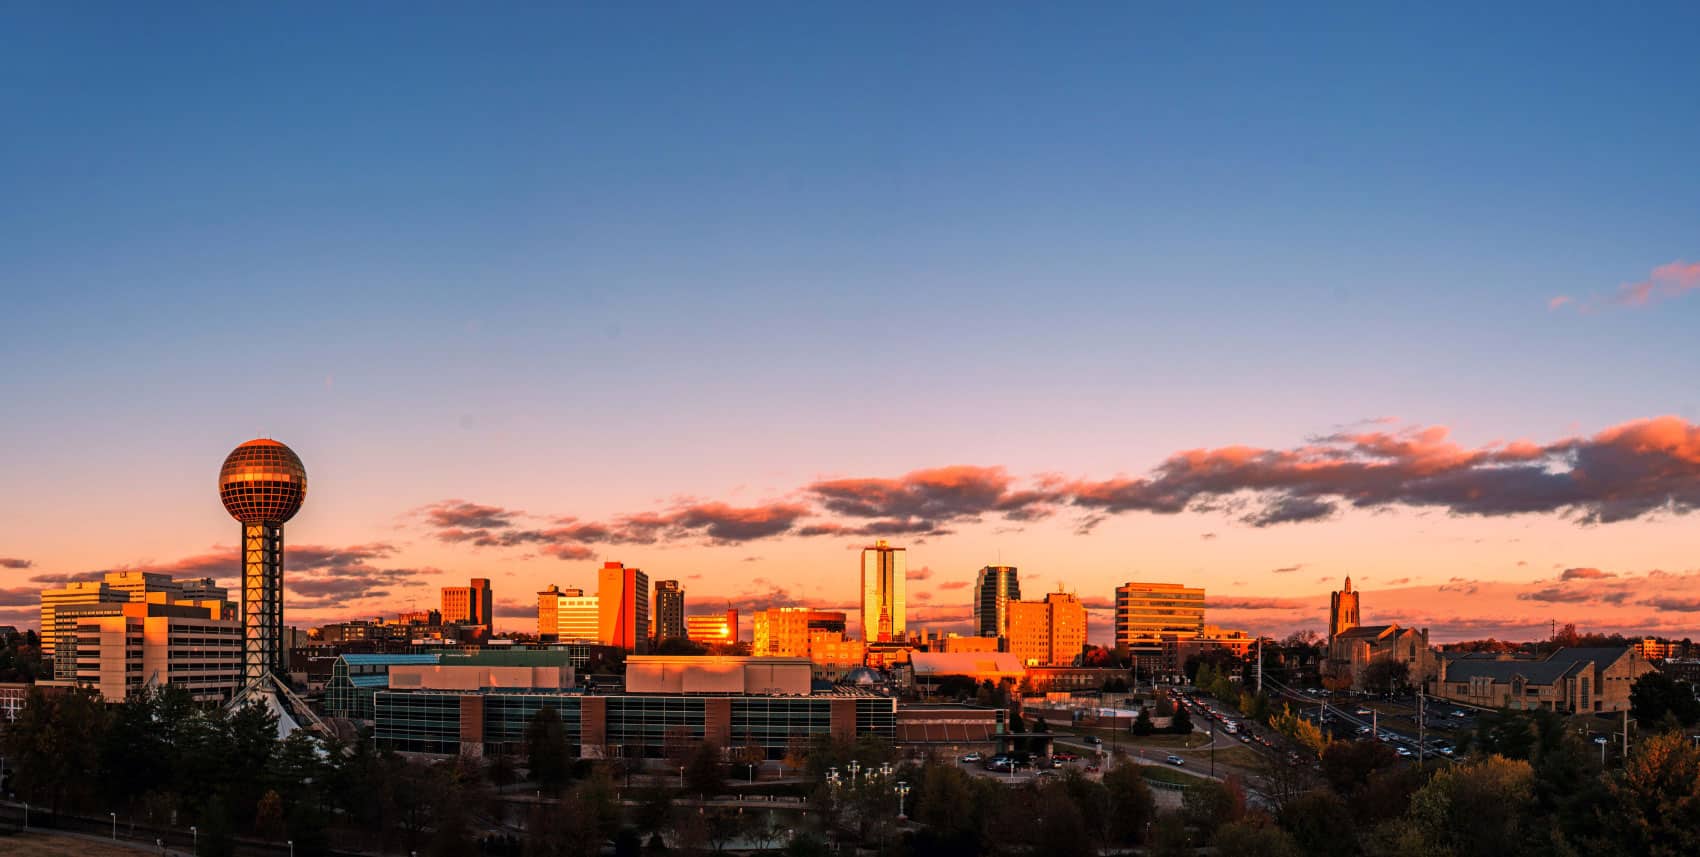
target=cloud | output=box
[0,557,33,569]
[1613,260,1700,308]
[1271,564,1305,574]
[1642,597,1700,613]
[419,416,1700,559]
[1384,577,1412,586]
[938,581,969,590]
[908,566,934,581]
[1547,295,1573,311]
[1560,567,1615,580]
[1438,578,1479,596]
[1200,532,1218,540]
[0,587,40,608]
[1517,587,1594,604]
[1210,597,1309,611]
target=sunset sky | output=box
[4,6,1700,643]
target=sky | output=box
[3,4,1700,643]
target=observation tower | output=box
[218,438,307,683]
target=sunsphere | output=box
[219,438,306,683]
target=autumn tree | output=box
[1603,731,1700,857]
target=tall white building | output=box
[860,540,906,642]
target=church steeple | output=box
[1343,575,1352,593]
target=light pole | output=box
[191,825,197,855]
[22,802,28,830]
[847,760,861,785]
[895,781,910,820]
[289,840,295,857]
[679,766,686,789]
[110,811,117,840]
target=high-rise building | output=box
[1005,590,1088,666]
[58,598,242,703]
[1114,582,1205,666]
[538,585,600,641]
[218,438,308,684]
[41,573,235,671]
[685,609,739,644]
[654,580,686,642]
[860,540,906,642]
[442,578,493,626]
[972,565,1020,637]
[1329,576,1361,641]
[598,562,650,653]
[40,580,126,657]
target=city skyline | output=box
[5,6,1700,645]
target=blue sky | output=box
[2,4,1699,639]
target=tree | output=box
[255,789,287,842]
[654,638,709,655]
[1169,704,1192,735]
[1358,659,1410,694]
[1320,739,1401,797]
[1182,776,1246,842]
[1101,761,1156,844]
[1630,671,1700,728]
[685,740,725,796]
[1405,755,1535,857]
[1133,707,1154,736]
[1,686,109,813]
[1276,789,1357,857]
[1212,820,1302,857]
[1604,731,1700,857]
[526,705,571,791]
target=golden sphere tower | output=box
[219,439,307,683]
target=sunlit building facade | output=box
[1005,591,1088,667]
[860,540,906,642]
[972,565,1020,637]
[685,610,739,644]
[653,580,686,642]
[538,585,601,641]
[1114,581,1205,669]
[59,600,243,703]
[442,578,493,627]
[598,562,650,653]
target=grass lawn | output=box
[0,831,156,857]
[1194,745,1265,769]
[1137,764,1217,789]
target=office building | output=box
[42,571,237,678]
[1329,576,1361,641]
[653,580,686,642]
[686,610,739,644]
[218,438,309,684]
[40,580,127,658]
[371,655,895,757]
[1004,590,1088,667]
[860,540,906,642]
[597,562,650,652]
[538,585,600,641]
[752,608,849,657]
[972,565,1020,637]
[58,599,243,703]
[397,609,443,625]
[442,578,493,627]
[1114,582,1205,668]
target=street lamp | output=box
[878,762,893,781]
[22,802,28,830]
[894,781,911,820]
[110,811,117,840]
[679,766,686,789]
[191,825,197,855]
[289,840,295,857]
[847,760,861,784]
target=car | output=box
[1437,745,1455,756]
[1238,734,1252,743]
[1355,708,1372,715]
[1395,747,1414,758]
[960,752,983,763]
[1085,736,1102,746]
[1356,726,1372,735]
[1165,755,1185,766]
[1083,764,1100,773]
[1450,709,1469,718]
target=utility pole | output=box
[1417,690,1425,765]
[1256,638,1264,695]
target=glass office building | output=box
[372,689,896,758]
